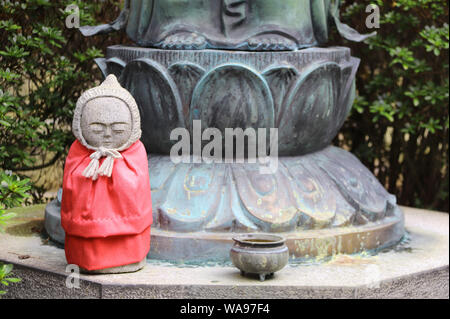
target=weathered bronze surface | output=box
[96,46,358,155]
[147,148,399,233]
[148,209,404,262]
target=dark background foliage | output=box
[0,0,448,212]
[334,0,448,212]
[0,0,128,205]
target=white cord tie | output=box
[82,147,123,181]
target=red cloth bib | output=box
[61,140,152,271]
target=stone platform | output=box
[0,205,447,299]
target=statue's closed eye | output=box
[89,123,130,134]
[90,123,105,134]
[112,123,130,134]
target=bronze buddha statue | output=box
[81,0,374,50]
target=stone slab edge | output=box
[1,259,448,299]
[1,206,448,299]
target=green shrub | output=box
[0,171,31,210]
[0,169,31,229]
[0,170,29,296]
[0,0,125,296]
[335,0,449,212]
[0,263,21,296]
[0,0,126,202]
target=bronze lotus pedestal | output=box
[45,0,404,262]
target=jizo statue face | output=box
[81,97,132,149]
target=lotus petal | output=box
[262,65,299,125]
[158,163,226,232]
[168,63,205,124]
[315,147,396,221]
[279,62,341,155]
[120,58,184,154]
[232,163,299,232]
[190,63,275,154]
[106,57,126,79]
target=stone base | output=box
[149,214,403,261]
[1,206,447,299]
[79,259,146,275]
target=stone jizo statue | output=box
[61,75,153,274]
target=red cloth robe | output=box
[61,140,152,271]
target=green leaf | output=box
[5,278,21,283]
[1,264,13,276]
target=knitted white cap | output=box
[72,75,142,152]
